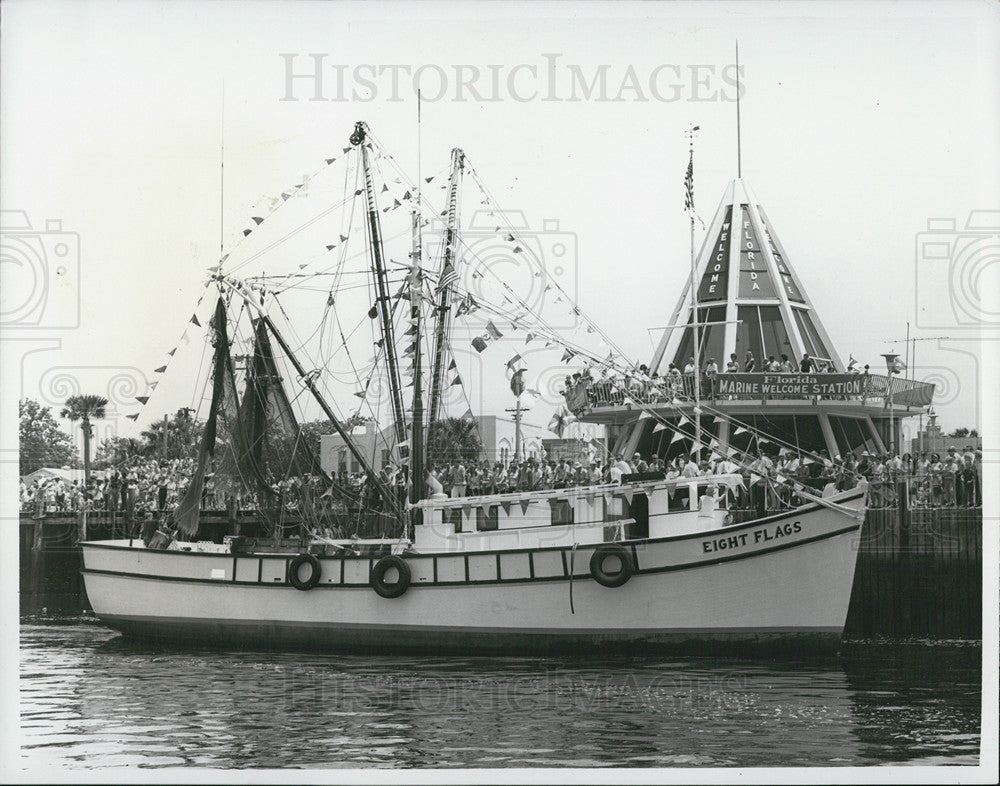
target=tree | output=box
[426,417,483,468]
[19,398,77,476]
[139,408,204,461]
[94,436,146,468]
[60,394,108,483]
[948,427,971,438]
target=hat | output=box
[633,452,641,457]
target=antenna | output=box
[220,80,225,262]
[735,41,742,179]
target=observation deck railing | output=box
[565,372,935,415]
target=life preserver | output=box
[371,555,411,599]
[590,546,634,588]
[288,553,322,591]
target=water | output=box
[19,618,981,770]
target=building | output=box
[21,467,103,486]
[319,415,607,475]
[567,177,936,460]
[909,409,981,456]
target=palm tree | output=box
[426,417,483,468]
[61,394,108,483]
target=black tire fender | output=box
[371,555,411,599]
[590,546,634,588]
[288,553,322,591]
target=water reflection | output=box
[19,622,980,769]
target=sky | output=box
[2,0,999,462]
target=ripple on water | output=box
[18,623,982,770]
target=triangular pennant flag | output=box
[393,199,401,208]
[325,158,336,165]
[243,229,252,237]
[447,359,457,370]
[652,422,667,433]
[135,396,149,405]
[670,430,684,444]
[450,374,462,386]
[252,216,264,225]
[734,426,747,436]
[343,146,352,153]
[126,414,139,421]
[525,333,535,344]
[504,233,515,242]
[149,381,159,390]
[512,246,523,254]
[281,193,291,201]
[340,234,348,242]
[167,347,176,356]
[622,488,634,505]
[638,411,652,420]
[500,501,512,516]
[190,314,201,327]
[519,499,531,515]
[677,414,690,427]
[561,349,574,363]
[354,391,366,398]
[381,184,389,193]
[326,244,336,251]
[153,365,167,373]
[403,190,412,200]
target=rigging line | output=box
[462,161,634,365]
[220,147,357,276]
[223,194,355,277]
[446,280,627,375]
[615,396,858,493]
[459,194,631,370]
[604,365,847,469]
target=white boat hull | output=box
[80,491,865,654]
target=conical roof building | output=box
[570,179,934,462]
[652,178,841,376]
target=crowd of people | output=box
[563,351,871,411]
[424,442,983,513]
[20,457,196,517]
[21,442,982,522]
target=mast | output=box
[409,90,425,507]
[351,121,407,445]
[408,209,425,504]
[427,147,466,429]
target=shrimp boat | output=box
[80,121,871,654]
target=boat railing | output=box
[414,473,744,510]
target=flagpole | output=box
[685,124,702,459]
[735,41,742,179]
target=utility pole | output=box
[505,399,529,462]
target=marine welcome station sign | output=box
[716,374,863,397]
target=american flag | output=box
[684,149,694,212]
[436,260,458,292]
